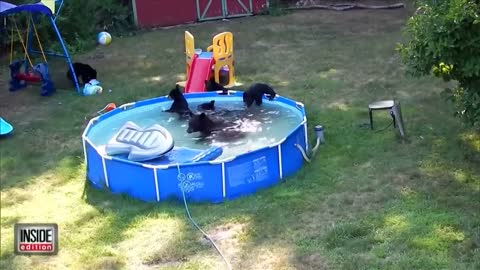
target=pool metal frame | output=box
[82,91,308,203]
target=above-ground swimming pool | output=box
[83,91,308,203]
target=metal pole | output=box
[49,15,81,94]
[54,0,65,21]
[195,0,201,21]
[223,0,228,17]
[24,16,35,73]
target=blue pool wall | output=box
[82,91,308,203]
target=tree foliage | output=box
[2,0,132,54]
[398,0,480,126]
[54,0,131,52]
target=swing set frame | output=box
[1,1,81,94]
[9,14,46,83]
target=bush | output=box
[52,0,132,53]
[398,0,480,126]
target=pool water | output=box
[87,97,303,159]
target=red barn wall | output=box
[133,0,197,28]
[252,0,268,13]
[197,0,224,19]
[133,0,268,28]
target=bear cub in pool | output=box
[187,113,229,135]
[187,112,249,140]
[164,85,193,117]
[243,83,276,107]
[67,62,97,85]
[197,100,215,111]
[205,78,228,95]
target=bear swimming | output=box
[197,100,215,111]
[243,83,276,107]
[67,62,97,85]
[164,85,193,118]
[187,112,251,141]
[187,113,226,136]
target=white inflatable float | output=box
[105,121,174,161]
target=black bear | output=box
[197,100,215,111]
[187,113,224,136]
[164,85,193,117]
[67,62,97,85]
[205,78,228,95]
[187,112,248,141]
[243,83,276,107]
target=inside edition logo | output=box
[14,223,58,255]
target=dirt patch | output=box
[143,255,186,267]
[200,222,247,244]
[296,253,330,270]
[0,85,53,125]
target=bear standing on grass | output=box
[67,62,97,85]
[242,83,276,107]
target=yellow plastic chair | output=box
[207,32,235,87]
[184,31,195,78]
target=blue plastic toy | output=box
[0,118,14,136]
[83,79,103,96]
[34,63,56,96]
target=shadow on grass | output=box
[79,183,233,269]
[308,116,480,269]
[317,169,479,269]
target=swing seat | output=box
[14,70,41,82]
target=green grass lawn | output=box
[1,7,479,270]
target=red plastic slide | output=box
[184,53,215,93]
